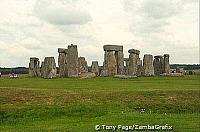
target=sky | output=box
[0,0,199,67]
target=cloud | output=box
[140,0,181,19]
[34,0,92,25]
[0,0,198,67]
[123,0,183,34]
[122,0,199,63]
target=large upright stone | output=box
[164,54,170,74]
[153,55,164,75]
[128,49,140,76]
[91,61,99,76]
[115,51,124,75]
[78,57,88,74]
[137,60,143,76]
[67,44,78,77]
[105,51,117,75]
[42,57,57,79]
[103,45,124,76]
[58,48,68,77]
[143,54,154,76]
[123,58,129,75]
[29,57,41,77]
[40,61,45,77]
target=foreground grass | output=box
[0,76,200,131]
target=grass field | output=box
[0,76,199,132]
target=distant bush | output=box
[170,64,200,70]
[0,67,28,74]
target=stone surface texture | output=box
[78,57,88,74]
[143,54,154,76]
[103,45,124,76]
[91,61,99,76]
[29,57,41,77]
[42,57,57,79]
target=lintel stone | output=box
[164,54,170,57]
[30,57,39,61]
[154,55,163,59]
[103,45,123,51]
[58,48,68,53]
[128,49,140,55]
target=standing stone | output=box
[124,58,129,75]
[128,49,140,76]
[164,54,170,74]
[42,57,57,79]
[67,44,78,77]
[143,54,154,76]
[29,57,41,77]
[58,48,68,77]
[78,57,88,74]
[40,61,45,77]
[103,45,124,76]
[153,55,164,75]
[137,60,143,76]
[91,61,99,76]
[105,51,117,75]
[115,51,124,75]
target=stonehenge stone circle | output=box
[29,44,171,78]
[42,57,57,79]
[143,54,154,76]
[29,57,41,77]
[91,61,99,76]
[103,45,124,76]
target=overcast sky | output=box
[0,0,199,67]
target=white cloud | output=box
[34,0,92,25]
[122,0,199,63]
[0,0,199,67]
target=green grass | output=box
[0,76,200,132]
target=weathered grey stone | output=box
[114,75,137,79]
[58,48,68,77]
[79,72,96,79]
[58,48,68,54]
[67,44,79,77]
[176,67,184,74]
[40,61,45,77]
[128,49,141,76]
[124,58,129,66]
[103,45,124,76]
[153,55,164,75]
[143,54,154,76]
[164,54,170,74]
[91,61,99,76]
[104,51,117,75]
[123,58,129,75]
[78,57,88,74]
[137,59,143,76]
[42,57,57,79]
[29,57,41,77]
[128,49,140,55]
[115,51,124,75]
[100,69,107,76]
[103,45,123,51]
